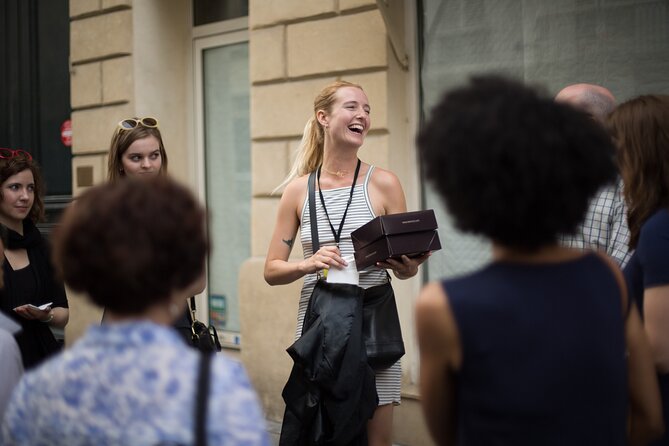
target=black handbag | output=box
[361,280,404,370]
[188,297,222,353]
[308,169,404,370]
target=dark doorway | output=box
[1,0,72,230]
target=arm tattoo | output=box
[282,238,294,249]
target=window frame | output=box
[193,18,249,349]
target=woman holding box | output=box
[264,80,429,445]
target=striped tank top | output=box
[297,165,401,405]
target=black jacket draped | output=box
[280,281,378,446]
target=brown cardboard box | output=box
[351,210,441,270]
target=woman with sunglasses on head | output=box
[108,116,167,181]
[0,149,68,369]
[104,117,196,345]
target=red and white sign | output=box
[60,119,72,147]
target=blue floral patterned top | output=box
[1,321,269,446]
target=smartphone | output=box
[27,302,52,311]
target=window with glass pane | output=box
[202,42,250,346]
[419,0,669,281]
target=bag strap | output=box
[195,352,212,446]
[308,171,320,253]
[188,297,196,324]
[209,325,223,351]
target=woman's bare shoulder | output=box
[279,174,310,213]
[368,166,401,188]
[367,165,406,214]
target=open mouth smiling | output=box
[348,124,364,134]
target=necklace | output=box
[321,166,350,178]
[317,159,362,246]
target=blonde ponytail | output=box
[273,117,324,194]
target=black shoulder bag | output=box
[189,297,222,353]
[307,163,404,370]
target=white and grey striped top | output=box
[296,165,401,405]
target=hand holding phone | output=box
[13,302,53,321]
[27,302,52,311]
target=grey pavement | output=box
[265,419,403,445]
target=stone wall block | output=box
[72,103,133,154]
[70,0,101,17]
[71,62,102,108]
[102,0,132,8]
[358,133,390,170]
[251,197,304,259]
[239,257,302,421]
[102,56,133,103]
[252,141,289,196]
[287,11,387,77]
[346,71,388,130]
[250,0,335,28]
[340,0,377,10]
[250,26,285,82]
[71,152,108,196]
[71,10,133,62]
[251,77,335,139]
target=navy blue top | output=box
[443,253,627,445]
[624,209,669,311]
[624,208,669,446]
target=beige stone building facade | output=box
[66,0,432,444]
[65,1,669,444]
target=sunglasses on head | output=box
[0,148,32,160]
[117,117,159,131]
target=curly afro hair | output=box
[52,176,209,315]
[418,75,616,251]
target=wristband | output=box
[41,312,54,323]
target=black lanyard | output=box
[317,158,362,246]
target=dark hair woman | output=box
[611,94,669,446]
[0,150,68,369]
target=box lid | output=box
[351,209,438,250]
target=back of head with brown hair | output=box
[52,176,208,314]
[608,94,669,248]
